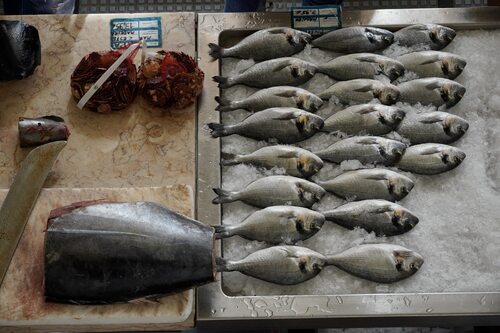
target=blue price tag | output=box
[291,5,342,36]
[110,17,162,50]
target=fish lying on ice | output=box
[318,79,400,105]
[397,77,465,108]
[312,26,394,53]
[396,143,466,175]
[397,51,466,80]
[394,24,456,51]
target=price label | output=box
[291,5,342,36]
[110,17,162,49]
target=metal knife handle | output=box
[0,141,66,286]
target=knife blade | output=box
[0,141,66,286]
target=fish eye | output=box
[312,263,320,271]
[410,263,416,270]
[295,220,306,233]
[441,153,450,164]
[392,214,400,226]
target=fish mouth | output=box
[455,152,466,163]
[393,110,406,122]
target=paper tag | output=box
[110,17,162,49]
[291,5,342,36]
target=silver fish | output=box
[322,199,419,236]
[323,104,406,135]
[214,206,325,244]
[312,27,394,53]
[213,57,317,88]
[318,79,400,105]
[212,175,325,208]
[215,86,323,113]
[207,107,324,143]
[396,111,469,144]
[398,78,465,108]
[326,243,424,283]
[18,115,70,147]
[316,168,414,202]
[208,27,311,61]
[396,143,466,175]
[397,51,467,80]
[221,145,324,178]
[315,136,407,165]
[317,53,405,81]
[394,24,456,51]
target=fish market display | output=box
[217,244,423,284]
[396,143,466,175]
[138,50,204,109]
[322,200,419,236]
[397,51,467,80]
[212,175,325,208]
[314,136,407,165]
[209,27,311,61]
[316,168,414,202]
[397,78,466,108]
[18,116,70,147]
[394,24,456,50]
[221,145,324,178]
[322,104,406,135]
[318,79,400,105]
[317,53,405,81]
[215,206,325,244]
[208,107,324,143]
[396,111,469,144]
[45,201,215,304]
[215,86,323,113]
[312,26,394,53]
[213,57,317,88]
[71,49,138,113]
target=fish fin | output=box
[353,84,374,93]
[48,199,112,220]
[374,204,394,214]
[208,43,225,59]
[220,152,240,166]
[424,81,443,90]
[356,106,378,114]
[207,123,228,137]
[418,113,444,124]
[216,257,233,272]
[212,76,231,88]
[365,172,390,181]
[271,111,300,121]
[272,63,292,72]
[355,137,379,145]
[41,115,65,122]
[275,90,299,98]
[215,96,236,112]
[418,55,441,65]
[214,225,235,239]
[267,27,289,35]
[417,146,442,155]
[212,188,237,204]
[356,55,379,63]
[277,150,300,158]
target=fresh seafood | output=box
[217,243,423,284]
[317,53,405,81]
[316,168,414,202]
[138,50,204,109]
[318,79,400,105]
[397,51,467,80]
[207,107,324,143]
[44,201,215,304]
[209,27,311,61]
[396,143,466,175]
[396,111,469,144]
[214,206,325,244]
[71,49,138,113]
[322,199,419,236]
[212,175,325,208]
[398,78,465,108]
[18,116,70,147]
[215,86,323,113]
[213,57,317,88]
[322,104,406,135]
[314,136,406,165]
[221,145,324,178]
[312,27,394,53]
[394,24,456,50]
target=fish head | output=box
[388,141,407,159]
[442,55,467,80]
[299,93,323,112]
[392,207,419,232]
[388,175,414,200]
[366,27,394,47]
[379,85,400,105]
[290,30,313,46]
[377,107,406,127]
[296,113,325,134]
[394,249,424,276]
[441,147,466,167]
[430,24,456,47]
[443,115,469,138]
[441,82,466,107]
[298,255,325,275]
[297,152,324,177]
[296,211,326,234]
[384,61,405,81]
[297,181,326,204]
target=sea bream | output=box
[214,206,325,244]
[322,199,419,236]
[213,57,317,88]
[312,26,394,53]
[394,24,456,51]
[215,86,323,113]
[207,107,324,143]
[397,51,467,80]
[316,168,414,202]
[314,136,406,165]
[318,79,400,105]
[221,145,324,178]
[396,143,466,175]
[212,175,325,208]
[208,27,311,61]
[217,243,424,284]
[317,53,405,81]
[322,104,406,136]
[398,78,465,107]
[396,111,469,144]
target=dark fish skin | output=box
[18,116,70,147]
[44,201,215,304]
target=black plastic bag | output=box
[0,20,41,81]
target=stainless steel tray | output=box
[196,8,500,327]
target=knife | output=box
[0,141,66,286]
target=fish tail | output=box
[208,43,225,59]
[220,152,241,166]
[214,225,236,239]
[207,123,230,137]
[216,257,235,272]
[212,188,238,204]
[212,75,231,88]
[215,96,236,112]
[324,254,341,266]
